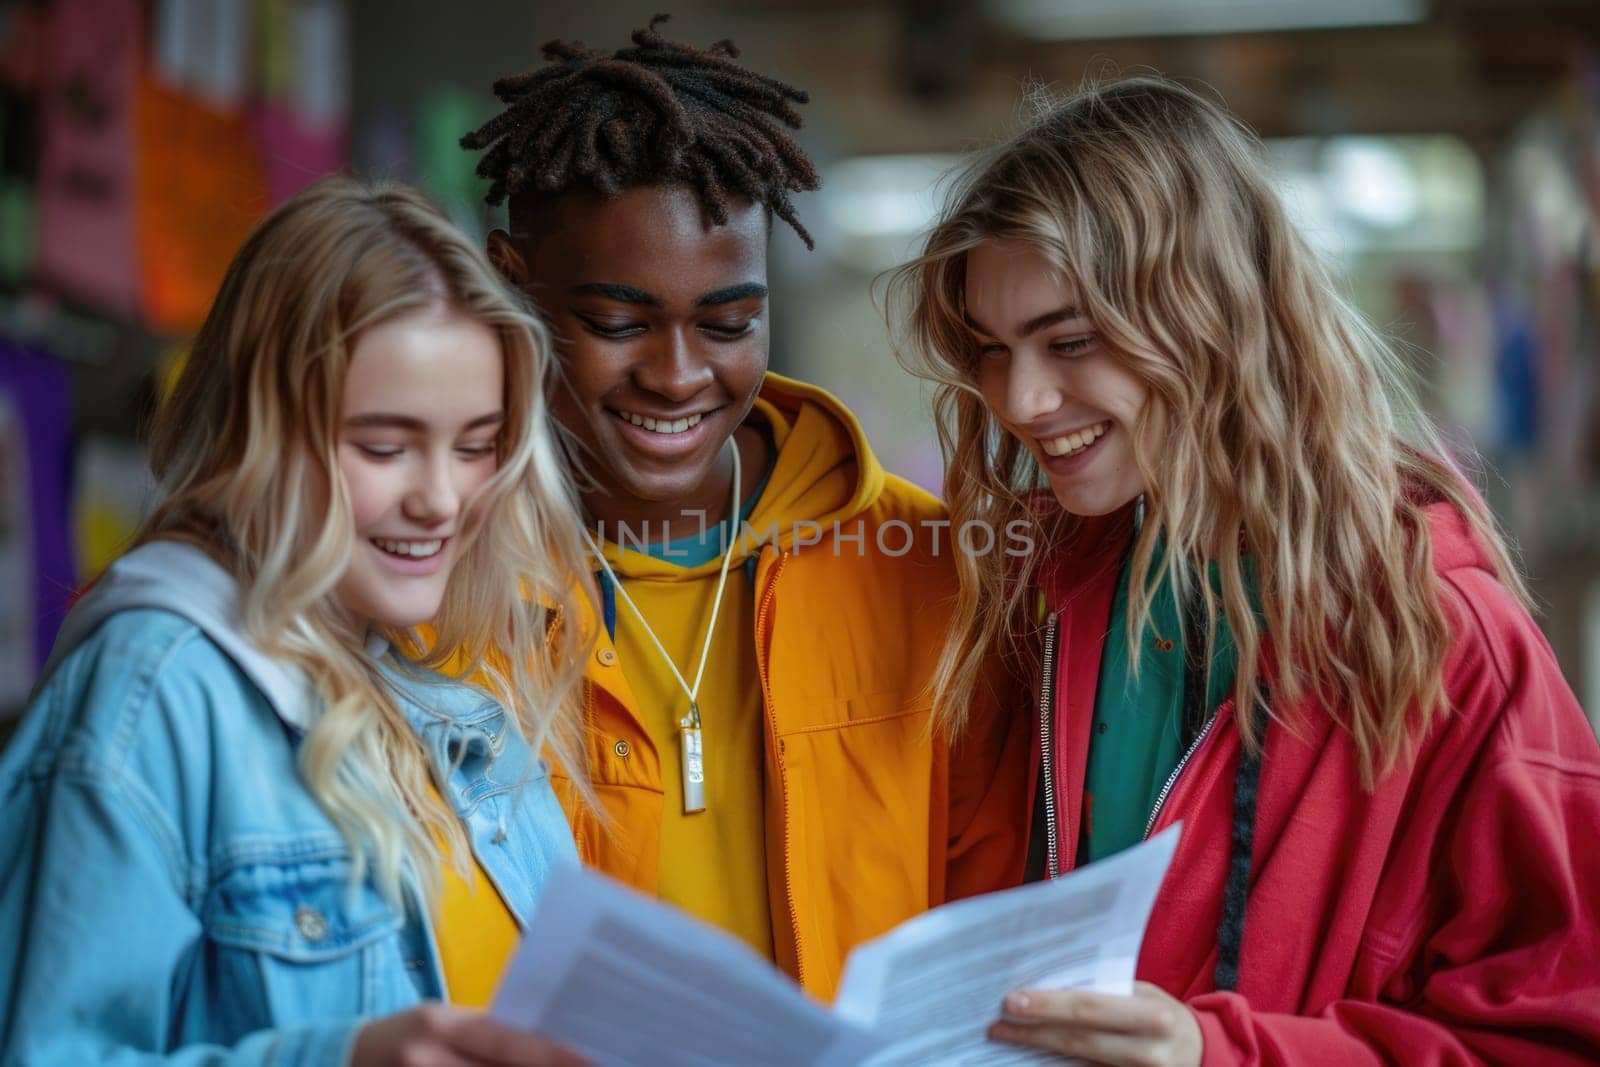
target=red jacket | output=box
[949,500,1600,1065]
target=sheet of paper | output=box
[291,0,347,127]
[834,825,1182,1065]
[492,864,886,1067]
[153,0,249,108]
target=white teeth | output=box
[374,538,443,559]
[620,410,703,435]
[1040,421,1109,457]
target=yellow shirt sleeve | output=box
[425,784,522,1008]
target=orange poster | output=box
[134,75,269,335]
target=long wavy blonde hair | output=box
[889,76,1528,786]
[142,177,593,904]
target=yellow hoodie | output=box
[593,383,848,960]
[561,372,964,998]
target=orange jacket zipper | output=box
[753,549,800,985]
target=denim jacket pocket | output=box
[201,847,420,1033]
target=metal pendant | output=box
[679,703,705,814]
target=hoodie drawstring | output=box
[1181,577,1262,994]
[1214,738,1261,992]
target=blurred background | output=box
[1,0,1597,736]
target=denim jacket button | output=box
[295,905,329,944]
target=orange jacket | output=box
[555,373,963,999]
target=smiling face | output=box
[334,304,504,630]
[965,238,1151,517]
[492,184,769,528]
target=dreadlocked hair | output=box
[461,13,820,248]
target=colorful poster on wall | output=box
[289,0,348,130]
[254,102,345,206]
[72,434,154,587]
[0,343,74,708]
[32,0,140,317]
[0,392,33,713]
[417,85,491,234]
[134,74,269,334]
[254,0,347,206]
[153,0,251,110]
[1,4,44,286]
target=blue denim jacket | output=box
[0,543,578,1066]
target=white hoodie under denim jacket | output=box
[0,542,578,1066]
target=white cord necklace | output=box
[581,439,743,814]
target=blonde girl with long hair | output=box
[892,77,1600,1065]
[0,178,592,1065]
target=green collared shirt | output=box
[1078,542,1239,864]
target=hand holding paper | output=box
[492,826,1181,1066]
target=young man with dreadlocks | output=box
[461,17,993,999]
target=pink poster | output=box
[254,104,347,207]
[33,0,140,317]
[253,0,348,207]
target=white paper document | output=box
[491,863,884,1066]
[492,825,1181,1066]
[836,824,1181,1064]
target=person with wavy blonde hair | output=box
[0,177,591,1065]
[889,76,1600,1065]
